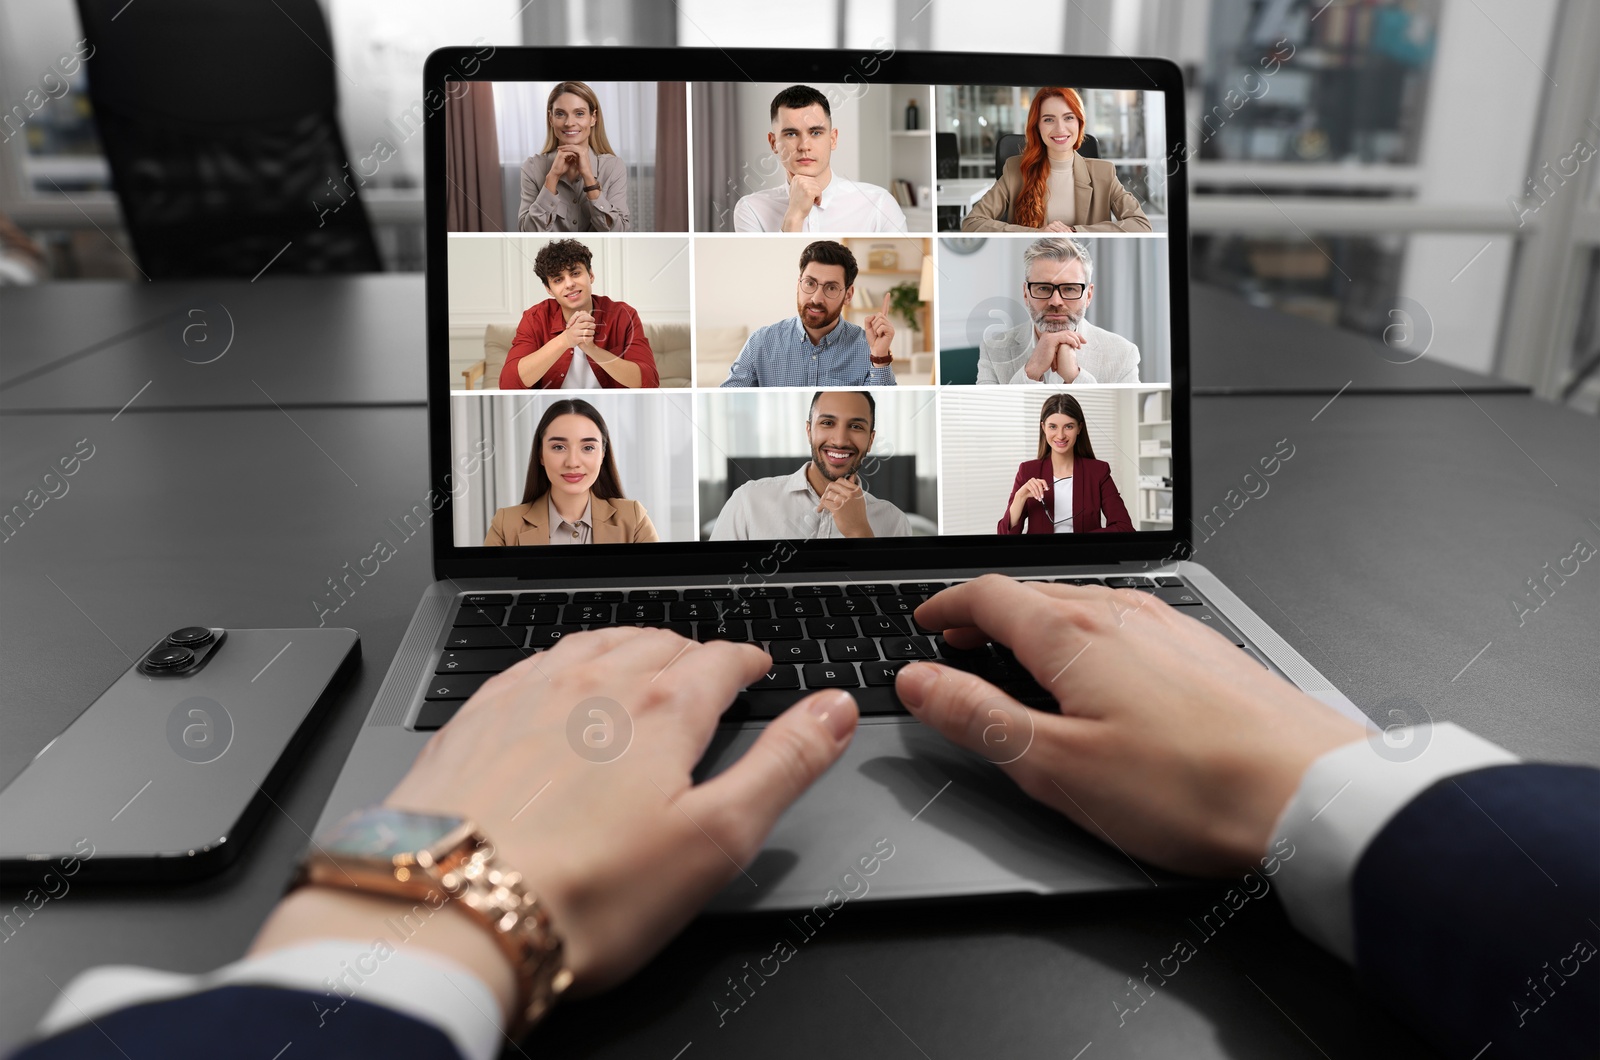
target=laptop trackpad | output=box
[700,720,1176,912]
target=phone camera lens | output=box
[145,645,196,671]
[166,627,214,648]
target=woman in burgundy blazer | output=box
[997,392,1134,534]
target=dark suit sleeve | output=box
[997,463,1030,534]
[1088,465,1133,532]
[9,984,467,1060]
[1350,764,1600,1060]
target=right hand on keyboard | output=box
[895,574,1366,877]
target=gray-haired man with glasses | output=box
[975,236,1140,384]
[720,240,897,387]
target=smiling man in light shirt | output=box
[975,236,1141,385]
[710,390,911,540]
[732,85,907,234]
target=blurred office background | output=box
[1,0,1596,409]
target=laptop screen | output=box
[431,53,1187,576]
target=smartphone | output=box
[0,627,359,883]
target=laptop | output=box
[313,46,1371,910]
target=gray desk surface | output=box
[1,278,1522,414]
[2,391,1594,1058]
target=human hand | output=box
[562,310,596,350]
[894,575,1366,875]
[864,293,895,364]
[382,628,859,994]
[1025,327,1083,380]
[783,174,825,230]
[1052,331,1082,382]
[1043,221,1073,233]
[815,473,873,537]
[1011,477,1050,511]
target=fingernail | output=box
[895,662,935,704]
[806,690,857,741]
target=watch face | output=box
[320,808,466,860]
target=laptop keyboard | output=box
[413,575,1248,731]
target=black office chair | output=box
[993,131,1100,176]
[76,0,381,278]
[935,132,959,179]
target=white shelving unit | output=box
[887,85,933,232]
[1135,388,1172,530]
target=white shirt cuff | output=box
[1268,722,1519,963]
[36,939,503,1060]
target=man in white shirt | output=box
[709,389,912,539]
[732,85,908,234]
[976,236,1141,384]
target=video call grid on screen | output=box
[440,76,1177,550]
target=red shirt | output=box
[499,294,659,389]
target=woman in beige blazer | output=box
[483,398,660,546]
[961,87,1151,234]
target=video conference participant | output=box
[483,398,659,545]
[518,81,631,233]
[709,390,911,540]
[499,239,659,390]
[720,241,897,387]
[961,87,1151,234]
[998,392,1133,534]
[732,85,907,233]
[977,237,1140,385]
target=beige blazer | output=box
[961,152,1152,233]
[483,493,659,546]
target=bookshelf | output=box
[842,237,934,384]
[1135,388,1172,530]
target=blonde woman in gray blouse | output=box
[518,81,632,233]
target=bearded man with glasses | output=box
[720,240,897,387]
[974,236,1141,384]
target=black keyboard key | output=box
[737,585,789,599]
[806,617,857,639]
[790,584,843,597]
[862,660,906,686]
[629,588,679,601]
[671,600,718,621]
[444,627,527,650]
[507,604,559,625]
[684,587,735,600]
[461,593,512,607]
[750,665,801,690]
[437,648,527,674]
[768,640,822,663]
[1188,609,1245,646]
[619,602,665,622]
[898,582,946,596]
[698,619,749,642]
[1155,576,1184,588]
[575,590,624,603]
[803,663,861,688]
[527,624,582,647]
[1153,587,1203,607]
[453,606,505,627]
[859,615,910,637]
[879,596,920,615]
[883,636,937,660]
[1104,576,1153,588]
[846,583,896,596]
[751,618,803,641]
[414,701,463,731]
[825,638,878,662]
[1061,577,1103,586]
[562,603,614,625]
[720,599,771,620]
[423,673,490,700]
[827,596,876,616]
[774,597,824,618]
[517,591,569,604]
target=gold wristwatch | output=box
[295,806,572,1036]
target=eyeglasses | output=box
[799,276,846,299]
[1026,282,1087,300]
